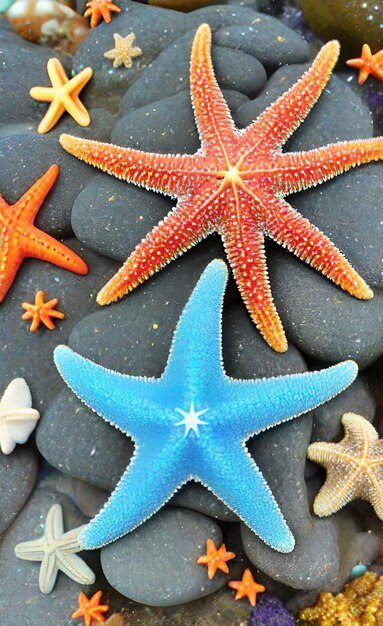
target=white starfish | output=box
[14,503,96,594]
[0,378,40,455]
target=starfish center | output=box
[216,163,245,190]
[174,402,208,437]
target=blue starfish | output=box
[54,260,357,553]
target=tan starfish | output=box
[307,413,383,519]
[30,58,93,134]
[104,32,142,69]
[21,290,65,332]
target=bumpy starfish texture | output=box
[54,260,357,552]
[22,290,65,332]
[346,44,383,84]
[72,591,109,626]
[0,378,39,455]
[104,32,142,69]
[308,413,383,519]
[14,504,95,594]
[0,164,88,302]
[197,538,236,579]
[84,0,120,28]
[228,568,265,607]
[59,24,383,353]
[30,58,92,134]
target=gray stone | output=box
[101,507,225,605]
[170,483,239,521]
[0,445,39,536]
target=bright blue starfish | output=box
[54,260,357,553]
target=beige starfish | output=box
[0,378,40,455]
[104,32,142,69]
[308,413,383,520]
[30,58,93,134]
[15,503,95,594]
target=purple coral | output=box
[248,593,295,626]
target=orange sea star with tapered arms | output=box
[71,590,109,626]
[0,164,88,303]
[21,290,65,332]
[197,538,236,579]
[84,0,120,28]
[346,43,383,84]
[228,568,265,606]
[59,24,383,352]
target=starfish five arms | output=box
[54,260,358,553]
[59,24,383,352]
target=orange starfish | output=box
[21,290,65,332]
[346,43,383,85]
[59,24,383,352]
[84,0,120,28]
[71,590,109,626]
[197,538,236,579]
[228,568,265,607]
[0,164,88,303]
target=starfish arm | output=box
[220,360,358,440]
[39,553,59,594]
[265,197,372,299]
[240,40,340,151]
[29,87,55,102]
[219,207,287,352]
[24,227,88,275]
[79,441,189,549]
[59,134,199,197]
[275,138,383,195]
[96,186,215,305]
[15,164,59,221]
[199,442,294,552]
[14,538,45,561]
[162,259,227,388]
[46,57,67,86]
[40,314,57,330]
[54,345,163,438]
[0,241,23,303]
[56,552,96,585]
[36,101,66,134]
[190,24,236,152]
[61,94,90,127]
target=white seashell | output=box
[0,378,40,455]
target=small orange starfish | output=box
[0,164,88,303]
[197,538,236,579]
[84,0,120,28]
[346,43,383,84]
[228,568,265,607]
[71,590,109,626]
[21,290,65,332]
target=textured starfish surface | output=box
[84,0,120,28]
[59,24,383,352]
[0,164,88,302]
[14,504,95,594]
[21,289,65,332]
[346,44,383,84]
[307,412,383,520]
[0,378,39,455]
[196,538,236,579]
[104,32,142,69]
[228,568,265,607]
[72,590,109,626]
[30,58,92,134]
[298,571,383,625]
[54,260,357,552]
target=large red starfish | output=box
[60,24,383,352]
[0,164,88,302]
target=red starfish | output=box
[0,164,88,303]
[346,43,383,84]
[59,24,383,352]
[197,538,236,579]
[83,0,120,28]
[21,290,65,332]
[228,568,265,606]
[71,590,109,626]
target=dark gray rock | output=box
[0,445,39,536]
[213,14,311,71]
[170,483,239,521]
[120,30,266,114]
[0,240,118,412]
[112,89,248,155]
[267,246,383,368]
[311,375,376,442]
[0,134,94,238]
[101,507,225,605]
[0,487,101,626]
